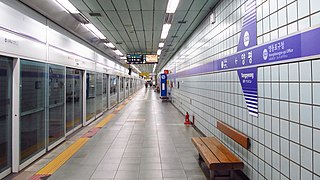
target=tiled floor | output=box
[49,88,205,180]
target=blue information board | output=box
[160,74,167,97]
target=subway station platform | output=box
[8,89,207,180]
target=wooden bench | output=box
[192,121,250,179]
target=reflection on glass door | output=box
[0,56,12,174]
[20,60,46,163]
[130,79,133,94]
[120,77,124,100]
[48,65,65,145]
[102,74,108,110]
[125,78,129,97]
[86,72,95,121]
[66,68,82,133]
[110,75,117,107]
[95,73,103,115]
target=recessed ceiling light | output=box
[159,42,164,48]
[166,0,180,13]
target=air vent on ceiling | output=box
[167,44,172,46]
[164,13,174,24]
[178,20,187,24]
[89,12,102,17]
[171,35,178,38]
[116,42,122,44]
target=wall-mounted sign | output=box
[160,74,167,97]
[145,55,158,63]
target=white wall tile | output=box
[300,104,312,126]
[310,0,320,13]
[290,142,300,163]
[300,125,312,147]
[290,122,300,143]
[290,161,300,179]
[298,17,310,31]
[298,0,310,18]
[287,2,298,23]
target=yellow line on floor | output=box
[34,96,135,176]
[36,138,89,175]
[95,114,114,128]
[116,104,125,111]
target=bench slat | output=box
[200,137,232,163]
[205,137,244,170]
[217,121,250,149]
[192,138,220,166]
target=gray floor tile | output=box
[140,163,162,170]
[43,90,206,180]
[114,170,139,179]
[90,170,116,179]
[163,169,187,178]
[139,169,163,178]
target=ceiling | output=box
[19,0,220,73]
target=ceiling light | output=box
[104,42,115,48]
[157,49,162,55]
[120,57,127,60]
[161,24,171,39]
[159,42,164,48]
[166,0,180,13]
[114,49,123,56]
[55,0,79,14]
[153,64,157,73]
[131,65,141,73]
[85,24,106,39]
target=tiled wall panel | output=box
[164,0,320,179]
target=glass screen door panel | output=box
[66,68,82,133]
[48,64,65,145]
[0,56,12,173]
[20,60,46,163]
[95,73,103,115]
[86,72,95,121]
[109,75,117,107]
[73,69,82,127]
[102,74,108,110]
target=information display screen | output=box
[126,54,158,64]
[126,54,143,64]
[145,55,158,63]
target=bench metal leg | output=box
[210,170,215,180]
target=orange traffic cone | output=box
[184,112,191,125]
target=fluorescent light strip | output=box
[159,42,164,48]
[157,49,162,55]
[85,24,106,39]
[114,49,123,56]
[161,24,171,39]
[153,64,157,73]
[120,57,127,60]
[56,0,79,14]
[104,42,115,48]
[131,65,141,73]
[166,0,180,13]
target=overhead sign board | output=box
[126,54,158,64]
[139,72,150,77]
[145,55,158,63]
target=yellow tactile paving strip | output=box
[28,95,134,180]
[95,114,114,128]
[36,138,89,175]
